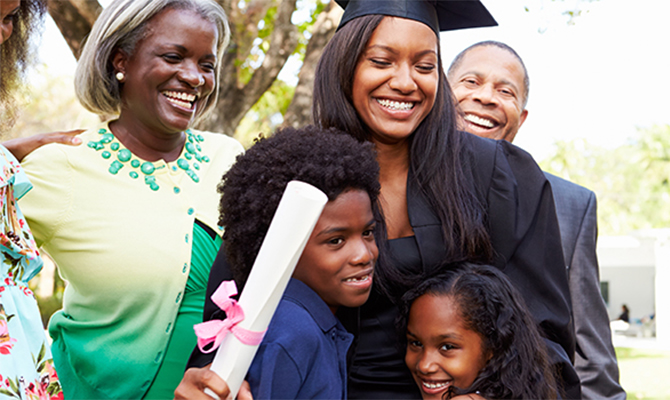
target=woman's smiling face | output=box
[112,7,218,134]
[405,293,489,400]
[351,16,439,146]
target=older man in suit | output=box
[448,41,626,399]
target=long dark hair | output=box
[313,15,493,283]
[0,0,47,133]
[399,264,559,399]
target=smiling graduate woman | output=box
[312,0,581,399]
[18,0,244,398]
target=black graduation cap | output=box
[335,0,497,34]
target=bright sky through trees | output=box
[34,0,670,161]
[441,0,670,161]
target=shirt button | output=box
[183,263,188,273]
[188,208,194,215]
[175,292,182,303]
[166,323,172,333]
[185,234,189,243]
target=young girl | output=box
[400,263,559,400]
[181,125,384,399]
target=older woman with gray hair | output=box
[19,0,244,398]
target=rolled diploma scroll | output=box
[207,180,328,399]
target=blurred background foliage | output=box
[540,124,670,236]
[6,64,99,141]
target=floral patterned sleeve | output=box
[0,145,63,400]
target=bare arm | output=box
[3,130,84,161]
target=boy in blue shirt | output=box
[181,125,383,399]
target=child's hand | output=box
[237,381,253,400]
[174,365,253,400]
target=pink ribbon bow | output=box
[194,280,266,353]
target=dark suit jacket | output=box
[546,173,626,399]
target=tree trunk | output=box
[199,0,299,136]
[47,0,102,59]
[283,2,342,129]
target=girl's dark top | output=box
[618,310,629,323]
[188,132,580,399]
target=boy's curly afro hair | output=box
[219,125,381,288]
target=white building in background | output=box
[597,229,670,342]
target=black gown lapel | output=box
[406,170,447,275]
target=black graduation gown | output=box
[188,131,580,399]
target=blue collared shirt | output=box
[247,278,354,399]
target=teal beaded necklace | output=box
[87,127,210,191]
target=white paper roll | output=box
[207,180,328,399]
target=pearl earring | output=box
[115,72,125,81]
